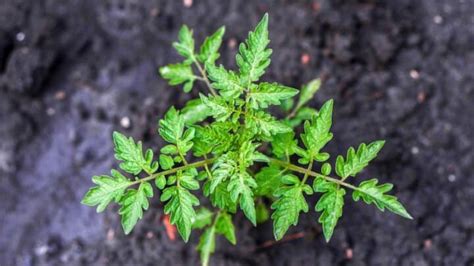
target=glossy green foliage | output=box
[82,13,411,266]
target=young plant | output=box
[81,14,411,266]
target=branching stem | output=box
[301,157,313,185]
[194,61,217,96]
[130,156,359,193]
[130,158,215,186]
[269,158,360,192]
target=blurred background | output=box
[1,0,473,265]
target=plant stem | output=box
[203,154,213,179]
[301,157,313,185]
[130,158,215,186]
[130,156,359,193]
[268,158,359,191]
[194,61,217,96]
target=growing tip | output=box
[259,13,269,26]
[402,211,413,220]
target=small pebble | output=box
[448,174,456,182]
[46,107,56,116]
[228,38,237,49]
[120,116,131,128]
[433,15,443,24]
[146,231,154,239]
[16,32,25,42]
[312,1,321,12]
[150,8,159,17]
[345,248,353,260]
[34,245,49,256]
[183,0,192,8]
[106,228,115,241]
[424,239,432,250]
[417,91,426,103]
[301,53,310,65]
[410,69,420,79]
[411,146,419,155]
[54,91,66,100]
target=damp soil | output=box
[1,0,474,265]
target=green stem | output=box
[203,154,213,179]
[130,158,215,186]
[301,157,313,185]
[269,158,359,191]
[194,61,217,96]
[130,156,359,193]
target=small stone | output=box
[150,8,159,17]
[301,53,310,65]
[16,32,25,42]
[228,38,237,49]
[34,245,49,256]
[410,69,420,80]
[417,91,426,103]
[106,228,115,241]
[54,91,66,100]
[411,146,419,155]
[120,117,131,128]
[146,231,154,239]
[183,0,192,8]
[345,248,353,260]
[433,15,443,24]
[448,174,456,182]
[46,107,56,116]
[424,239,432,250]
[312,1,321,12]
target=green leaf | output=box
[159,107,194,154]
[206,64,244,98]
[353,179,412,219]
[249,82,298,109]
[118,182,154,234]
[198,26,225,66]
[197,226,215,266]
[236,13,272,84]
[227,172,257,225]
[81,170,130,212]
[159,63,196,93]
[313,178,345,242]
[200,94,235,122]
[271,182,308,240]
[300,99,333,160]
[161,185,200,242]
[287,107,318,128]
[215,212,236,244]
[280,98,294,112]
[155,175,166,190]
[295,79,321,111]
[193,207,214,229]
[159,107,184,144]
[210,154,236,193]
[113,131,157,175]
[321,163,332,176]
[179,170,200,190]
[192,122,235,157]
[159,154,175,170]
[335,140,385,178]
[246,111,292,138]
[173,25,195,62]
[182,98,211,125]
[255,166,284,196]
[204,181,237,213]
[256,201,270,224]
[271,132,298,158]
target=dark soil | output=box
[1,0,474,265]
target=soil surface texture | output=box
[1,0,473,265]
